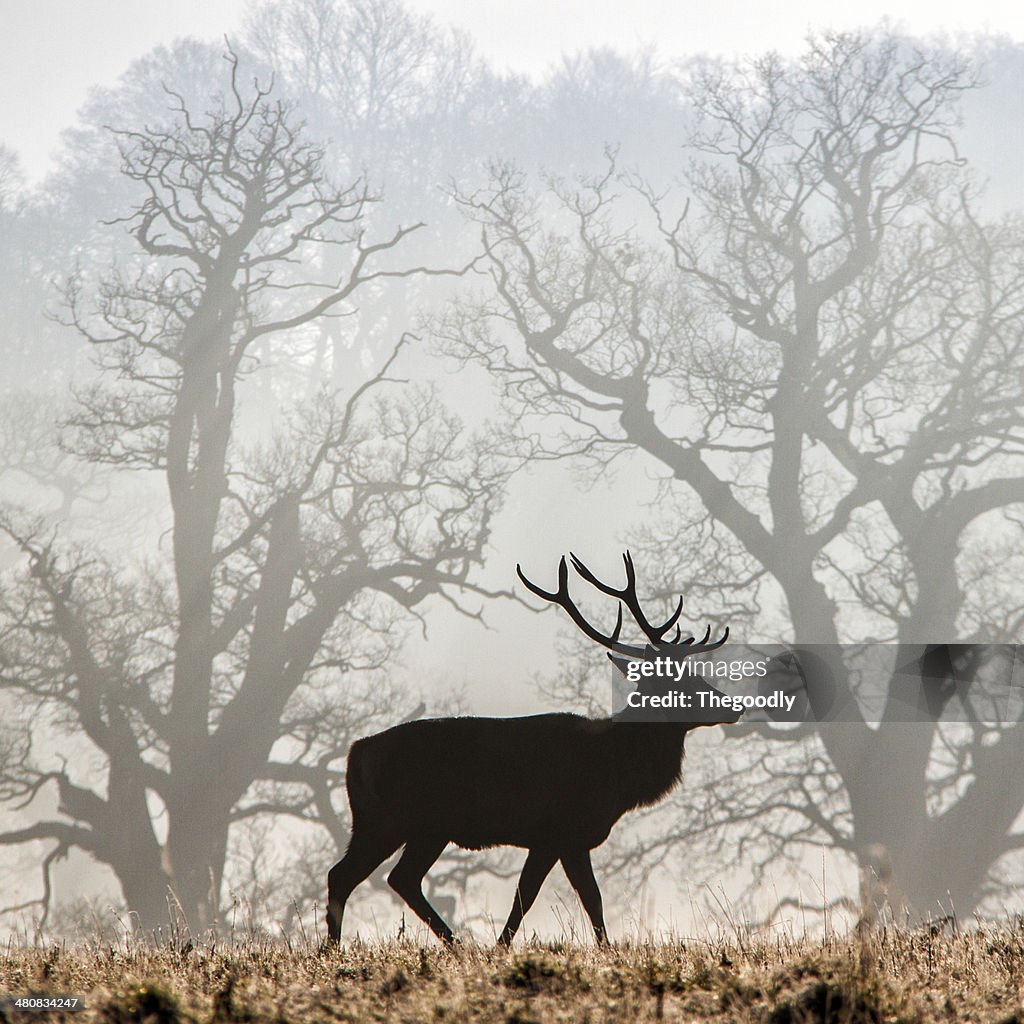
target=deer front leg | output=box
[561,848,608,944]
[498,848,558,946]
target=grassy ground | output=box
[1,926,1023,1023]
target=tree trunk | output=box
[117,864,177,934]
[842,719,1008,925]
[162,777,233,933]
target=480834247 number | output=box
[1,995,85,1012]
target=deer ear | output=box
[607,652,632,677]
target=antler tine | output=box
[678,624,730,654]
[515,557,564,603]
[709,626,730,649]
[568,552,623,598]
[570,551,690,647]
[658,595,685,637]
[622,550,637,587]
[688,625,730,654]
[618,551,689,646]
[609,604,624,645]
[517,559,632,653]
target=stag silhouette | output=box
[325,552,736,945]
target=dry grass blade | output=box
[1,925,1023,1022]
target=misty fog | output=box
[2,0,1024,944]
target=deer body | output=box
[325,553,735,946]
[347,713,689,851]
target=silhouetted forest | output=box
[2,1,1024,941]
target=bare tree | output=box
[245,0,497,193]
[437,31,1024,922]
[0,51,513,933]
[0,392,107,524]
[0,147,84,388]
[243,0,523,396]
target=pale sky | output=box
[0,0,1021,182]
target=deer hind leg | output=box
[561,849,608,944]
[326,831,400,942]
[497,847,558,947]
[387,837,454,944]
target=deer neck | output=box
[607,718,688,807]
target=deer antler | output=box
[517,556,637,656]
[570,551,685,646]
[517,552,729,658]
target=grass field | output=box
[2,925,1023,1022]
